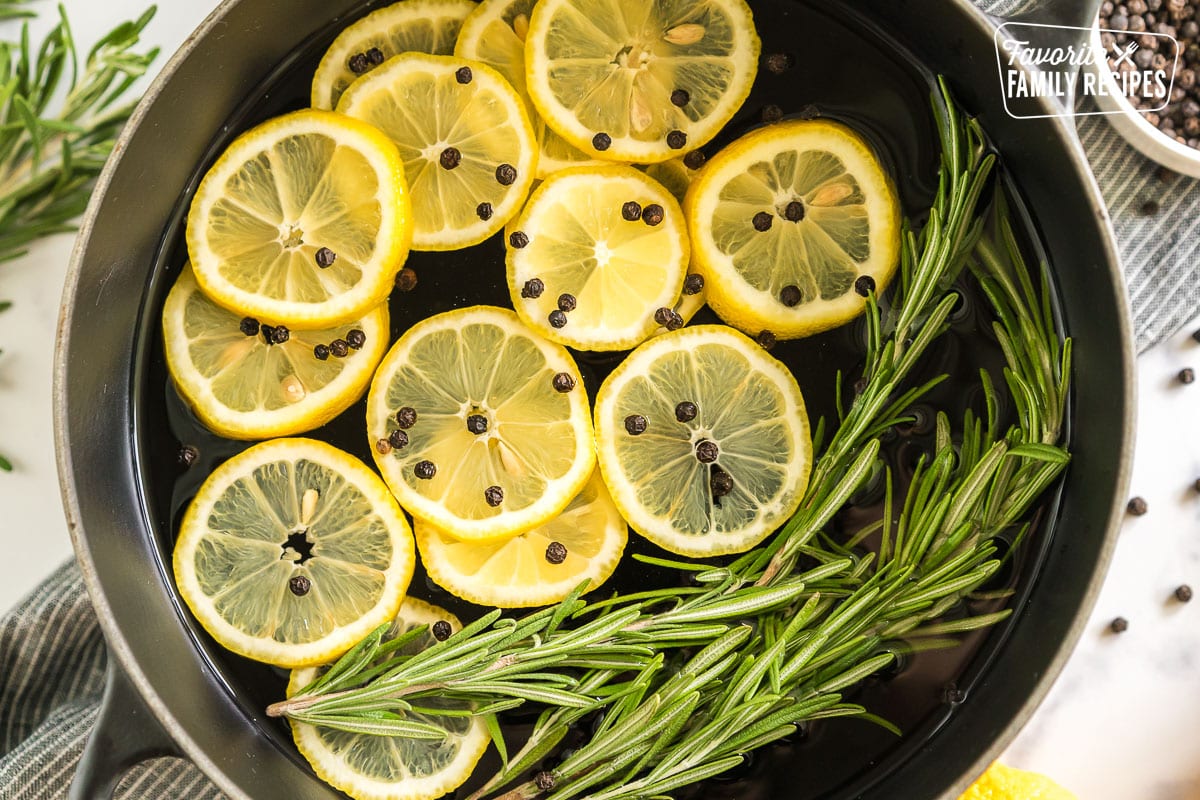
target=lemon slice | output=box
[524,0,760,164]
[416,469,627,607]
[507,165,688,351]
[162,265,388,440]
[642,157,701,205]
[594,326,811,556]
[288,598,490,800]
[684,119,901,340]
[454,0,600,179]
[337,53,538,251]
[311,0,477,110]
[959,763,1077,800]
[186,109,412,329]
[173,438,415,667]
[367,306,595,541]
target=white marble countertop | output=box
[1,2,1198,798]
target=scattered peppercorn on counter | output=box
[164,0,905,797]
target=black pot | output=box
[55,0,1132,798]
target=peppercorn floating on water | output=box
[684,119,902,340]
[414,469,627,607]
[162,265,389,440]
[454,0,601,179]
[366,306,595,542]
[506,165,690,351]
[287,598,490,800]
[186,109,412,329]
[523,0,761,164]
[337,53,538,250]
[173,438,415,668]
[593,325,812,557]
[311,0,477,110]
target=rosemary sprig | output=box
[0,3,157,472]
[268,79,1071,800]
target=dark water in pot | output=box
[130,1,1064,797]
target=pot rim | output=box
[51,1,1136,797]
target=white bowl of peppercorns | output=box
[1091,0,1200,177]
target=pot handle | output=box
[998,0,1103,33]
[69,658,181,800]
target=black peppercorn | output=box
[552,372,576,393]
[1175,584,1193,602]
[289,575,312,596]
[432,620,453,640]
[622,200,643,221]
[752,211,773,232]
[440,147,462,170]
[695,439,719,463]
[315,247,337,268]
[761,104,784,123]
[366,47,384,66]
[314,344,330,361]
[396,268,418,292]
[396,407,418,428]
[642,204,664,226]
[756,330,777,350]
[549,309,568,328]
[455,66,473,84]
[666,129,687,149]
[670,89,690,107]
[239,317,260,337]
[510,231,530,249]
[522,278,545,299]
[271,325,291,345]
[710,466,734,499]
[654,307,674,326]
[260,324,277,344]
[476,201,494,221]
[683,150,707,170]
[1179,367,1195,384]
[375,438,392,455]
[854,275,876,297]
[558,293,577,312]
[388,429,409,450]
[329,338,349,358]
[495,163,517,185]
[534,772,557,792]
[545,541,568,564]
[414,460,437,480]
[466,414,489,434]
[665,311,684,331]
[780,285,803,307]
[1127,496,1149,515]
[766,52,793,73]
[784,201,805,221]
[592,132,612,151]
[178,444,199,468]
[1140,199,1160,215]
[348,53,370,74]
[1110,616,1129,633]
[624,414,648,435]
[485,485,504,507]
[683,273,704,295]
[346,329,366,350]
[675,401,697,422]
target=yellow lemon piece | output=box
[524,0,760,164]
[367,306,595,541]
[594,325,811,557]
[311,0,477,110]
[162,265,388,440]
[684,119,901,340]
[453,0,600,179]
[507,165,689,351]
[416,469,627,607]
[959,762,1077,800]
[186,109,412,329]
[288,598,490,800]
[173,438,415,668]
[642,157,701,205]
[337,53,538,251]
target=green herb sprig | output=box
[0,2,158,472]
[267,79,1071,800]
